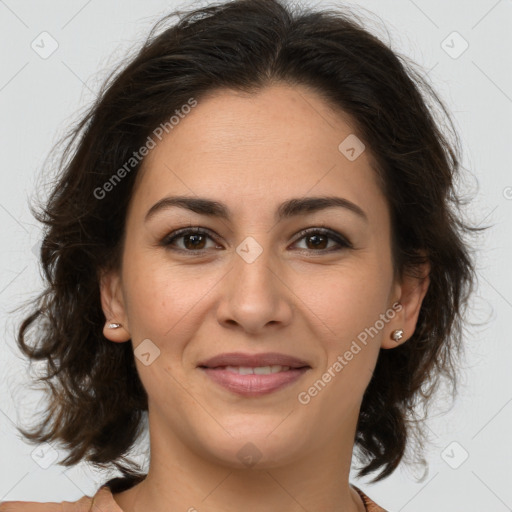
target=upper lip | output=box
[197,352,311,369]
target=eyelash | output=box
[160,226,352,254]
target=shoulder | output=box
[352,484,390,512]
[0,495,92,511]
[0,486,122,512]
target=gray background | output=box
[0,0,511,510]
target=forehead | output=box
[130,83,386,222]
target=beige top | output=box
[0,483,388,511]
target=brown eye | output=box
[304,233,329,250]
[161,226,351,255]
[183,233,207,250]
[162,228,220,252]
[292,228,352,252]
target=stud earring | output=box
[107,322,122,329]
[391,329,404,342]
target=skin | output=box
[100,83,430,512]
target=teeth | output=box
[224,365,291,375]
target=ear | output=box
[99,268,131,343]
[381,260,430,349]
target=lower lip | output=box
[200,367,309,396]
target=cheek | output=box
[293,269,389,429]
[292,261,390,346]
[121,251,217,340]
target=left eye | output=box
[161,227,351,253]
[291,228,352,252]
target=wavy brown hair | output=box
[15,0,479,486]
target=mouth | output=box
[200,364,302,374]
[197,352,311,397]
[197,351,311,369]
[199,366,310,396]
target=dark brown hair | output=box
[15,0,479,484]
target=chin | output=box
[195,426,309,470]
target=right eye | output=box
[161,227,223,253]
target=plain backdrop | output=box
[0,1,511,511]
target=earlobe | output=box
[99,269,131,343]
[382,262,430,350]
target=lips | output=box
[197,352,311,369]
[201,367,309,396]
[197,352,311,397]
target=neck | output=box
[113,406,366,512]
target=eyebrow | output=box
[144,195,368,223]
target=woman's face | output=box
[101,83,426,469]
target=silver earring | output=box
[392,329,404,342]
[108,322,122,329]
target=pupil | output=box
[185,234,205,250]
[308,234,327,249]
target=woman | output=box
[0,0,477,511]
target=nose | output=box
[216,240,294,334]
